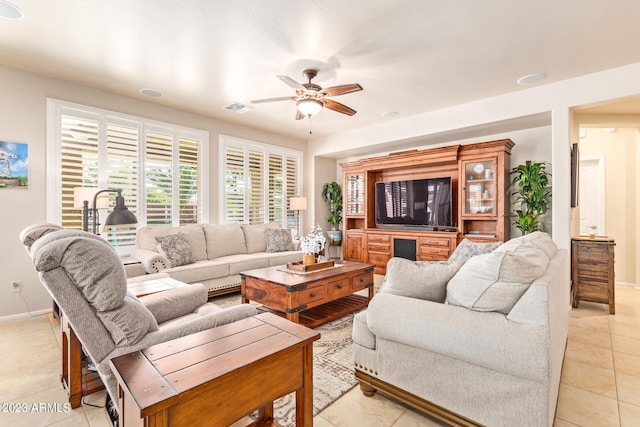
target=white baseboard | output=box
[616,281,638,288]
[0,308,52,322]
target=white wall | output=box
[0,65,306,319]
[579,128,637,285]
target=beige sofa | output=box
[353,232,569,426]
[132,223,302,296]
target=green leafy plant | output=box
[509,160,552,234]
[321,181,343,231]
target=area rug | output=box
[211,293,360,426]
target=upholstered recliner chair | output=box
[20,225,258,410]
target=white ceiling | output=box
[2,0,640,139]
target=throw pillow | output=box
[266,228,292,253]
[155,234,194,267]
[380,257,466,303]
[446,246,550,314]
[447,238,503,264]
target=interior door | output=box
[579,155,605,235]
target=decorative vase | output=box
[302,254,316,265]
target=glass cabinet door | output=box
[346,174,364,215]
[462,160,496,215]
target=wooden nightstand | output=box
[571,236,616,314]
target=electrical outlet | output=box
[11,281,22,293]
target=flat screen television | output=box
[375,177,452,228]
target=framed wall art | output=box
[0,140,28,189]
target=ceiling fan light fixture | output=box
[297,98,323,116]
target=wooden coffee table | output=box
[110,313,320,427]
[241,260,374,328]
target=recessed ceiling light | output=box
[381,111,399,118]
[0,0,24,20]
[516,73,547,85]
[140,88,163,97]
[604,128,617,133]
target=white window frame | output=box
[218,134,303,227]
[46,99,209,250]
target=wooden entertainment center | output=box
[340,139,514,274]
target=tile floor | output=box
[0,286,639,426]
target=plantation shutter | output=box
[248,150,265,224]
[268,153,283,225]
[178,136,201,224]
[224,145,246,223]
[50,99,208,250]
[102,119,139,246]
[286,155,300,230]
[145,129,173,225]
[220,136,302,227]
[60,114,100,229]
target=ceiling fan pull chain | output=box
[308,116,313,135]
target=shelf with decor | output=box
[458,140,514,242]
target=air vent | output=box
[223,102,253,114]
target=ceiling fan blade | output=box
[277,75,306,91]
[320,83,363,97]
[250,96,297,104]
[324,99,357,116]
[295,110,305,120]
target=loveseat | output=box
[132,223,302,296]
[352,232,569,427]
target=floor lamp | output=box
[290,196,307,239]
[74,187,137,235]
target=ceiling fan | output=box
[251,69,363,120]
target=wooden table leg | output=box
[286,311,300,324]
[68,326,83,408]
[296,343,314,426]
[256,400,274,424]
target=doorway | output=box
[579,155,605,235]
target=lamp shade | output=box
[104,194,137,226]
[296,98,323,116]
[290,196,308,211]
[73,187,109,209]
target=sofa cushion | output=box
[242,222,280,253]
[164,260,230,283]
[266,228,293,252]
[136,225,173,251]
[156,234,194,267]
[137,225,207,261]
[33,235,127,312]
[447,234,553,314]
[495,231,557,260]
[215,253,271,275]
[380,257,466,303]
[177,225,208,261]
[97,293,159,346]
[267,250,304,266]
[203,223,247,258]
[139,283,208,324]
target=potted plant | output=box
[509,160,552,235]
[321,181,343,245]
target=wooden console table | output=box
[571,236,616,314]
[110,313,320,427]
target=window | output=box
[220,135,302,229]
[47,99,209,248]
